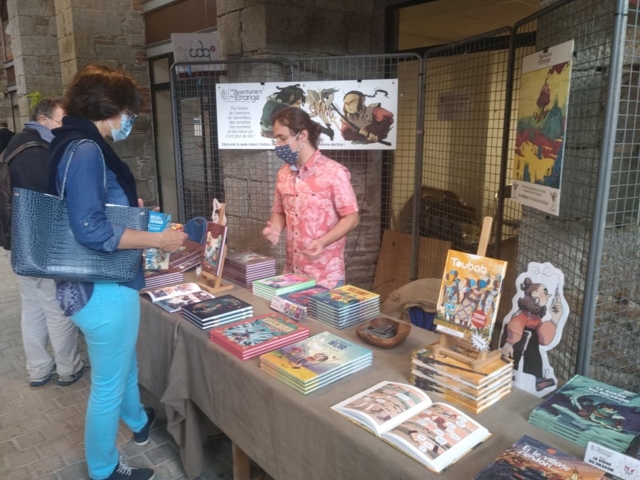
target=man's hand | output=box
[302,239,324,260]
[358,128,378,143]
[262,221,281,245]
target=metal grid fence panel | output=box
[170,60,294,269]
[291,55,424,291]
[590,0,640,392]
[421,29,514,304]
[510,0,618,385]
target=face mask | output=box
[108,113,134,142]
[274,133,302,168]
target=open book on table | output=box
[141,282,214,313]
[331,381,491,474]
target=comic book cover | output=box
[279,286,330,307]
[156,291,215,314]
[260,331,372,382]
[182,295,252,321]
[529,375,640,449]
[254,274,314,289]
[309,285,379,309]
[209,313,308,354]
[201,222,227,277]
[434,250,508,351]
[474,435,606,479]
[225,251,273,266]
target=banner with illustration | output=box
[512,40,574,215]
[215,79,398,150]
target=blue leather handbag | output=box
[10,139,149,282]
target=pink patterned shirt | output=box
[272,150,359,288]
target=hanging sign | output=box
[512,40,574,216]
[215,79,398,150]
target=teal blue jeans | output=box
[72,283,147,479]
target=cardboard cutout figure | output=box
[499,262,569,397]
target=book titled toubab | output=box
[209,313,310,360]
[473,435,605,479]
[435,250,508,352]
[259,332,372,394]
[528,374,640,452]
[332,381,491,474]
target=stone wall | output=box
[0,14,11,129]
[53,0,156,204]
[216,0,383,288]
[7,0,62,127]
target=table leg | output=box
[232,442,251,480]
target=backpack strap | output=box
[2,140,48,164]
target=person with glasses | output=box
[5,97,89,389]
[263,107,359,288]
[45,65,187,480]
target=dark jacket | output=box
[0,127,15,155]
[5,128,49,194]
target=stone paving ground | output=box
[0,252,249,480]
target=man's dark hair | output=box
[0,121,7,128]
[63,64,143,121]
[30,97,63,122]
[271,108,322,148]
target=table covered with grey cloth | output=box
[137,286,586,480]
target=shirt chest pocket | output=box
[283,189,332,213]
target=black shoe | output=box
[133,407,155,446]
[29,371,55,387]
[58,364,90,387]
[100,460,155,480]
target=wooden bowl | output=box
[356,316,412,349]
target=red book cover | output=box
[209,313,310,360]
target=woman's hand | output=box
[159,229,187,253]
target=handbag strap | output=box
[58,139,107,199]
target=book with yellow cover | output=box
[434,250,508,350]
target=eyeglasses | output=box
[123,110,138,122]
[44,116,62,126]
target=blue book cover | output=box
[309,285,379,310]
[260,331,372,382]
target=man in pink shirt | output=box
[262,108,359,288]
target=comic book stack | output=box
[252,274,316,301]
[307,285,380,329]
[410,343,513,414]
[143,268,184,290]
[528,374,640,452]
[259,331,373,395]
[168,239,205,273]
[209,313,310,360]
[270,286,329,321]
[223,251,277,288]
[181,294,254,330]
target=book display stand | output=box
[431,217,502,370]
[198,203,234,294]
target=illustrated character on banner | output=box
[259,85,336,140]
[306,88,341,141]
[260,85,306,138]
[336,89,394,144]
[499,262,569,397]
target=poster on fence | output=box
[512,40,574,216]
[215,79,398,150]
